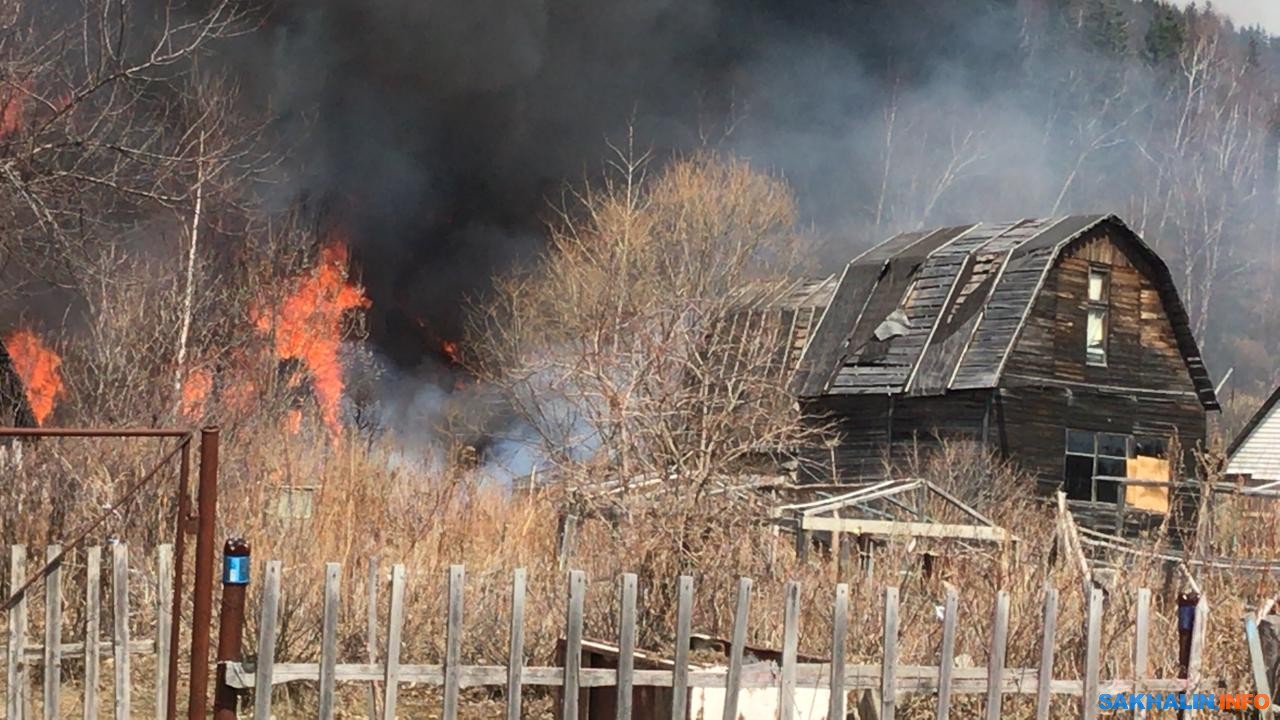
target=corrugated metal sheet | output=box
[793,214,1220,411]
[1228,387,1280,482]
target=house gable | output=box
[795,215,1218,411]
[1227,387,1280,483]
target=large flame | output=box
[253,235,370,437]
[4,328,65,425]
[179,366,213,420]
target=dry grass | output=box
[3,416,1279,718]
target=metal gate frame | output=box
[0,426,221,720]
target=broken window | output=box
[1063,429,1127,503]
[1086,266,1109,366]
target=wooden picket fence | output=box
[228,561,1216,720]
[1,544,174,720]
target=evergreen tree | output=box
[1143,4,1185,66]
[1083,0,1130,56]
[1246,35,1262,71]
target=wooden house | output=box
[1227,385,1280,485]
[793,215,1219,536]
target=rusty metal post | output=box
[213,538,250,720]
[165,435,193,720]
[188,427,220,720]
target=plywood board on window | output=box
[1125,455,1170,514]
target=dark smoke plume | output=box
[222,0,1027,365]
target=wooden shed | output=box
[793,215,1219,537]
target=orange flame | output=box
[442,339,461,364]
[4,328,65,425]
[179,366,213,420]
[253,235,370,437]
[0,82,26,140]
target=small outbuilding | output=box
[1227,385,1280,485]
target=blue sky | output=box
[1167,0,1280,34]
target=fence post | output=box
[84,547,101,720]
[113,543,132,720]
[1035,587,1058,720]
[214,539,250,720]
[443,565,465,720]
[1081,587,1102,720]
[936,586,959,720]
[985,591,1010,720]
[1245,612,1275,719]
[562,570,587,720]
[670,576,694,720]
[506,568,527,720]
[43,544,63,720]
[830,583,849,720]
[780,581,801,720]
[616,573,638,720]
[155,544,174,720]
[7,545,27,720]
[319,562,341,720]
[189,426,221,720]
[1133,588,1150,720]
[252,560,282,720]
[382,564,406,720]
[722,577,753,720]
[882,587,900,720]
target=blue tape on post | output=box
[1178,604,1196,631]
[223,555,251,585]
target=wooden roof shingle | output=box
[793,215,1219,410]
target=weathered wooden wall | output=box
[996,227,1206,536]
[802,391,988,482]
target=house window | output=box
[1086,267,1109,366]
[1064,429,1128,503]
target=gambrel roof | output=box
[794,215,1219,410]
[1227,385,1280,482]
